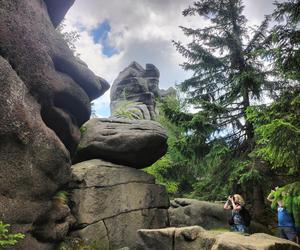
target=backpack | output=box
[240,206,251,227]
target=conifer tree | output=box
[174,0,273,147]
[265,0,300,81]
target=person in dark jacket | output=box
[224,194,247,233]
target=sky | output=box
[64,0,276,117]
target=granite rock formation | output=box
[44,0,75,27]
[110,62,160,120]
[0,0,108,248]
[74,118,168,168]
[69,159,170,249]
[136,226,300,250]
[169,199,230,230]
[169,198,271,234]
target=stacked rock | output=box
[69,64,170,249]
[110,62,160,120]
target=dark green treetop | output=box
[264,0,300,81]
[173,0,276,147]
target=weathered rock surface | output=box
[70,159,170,249]
[0,55,72,248]
[110,62,160,120]
[0,0,108,248]
[169,198,271,234]
[44,0,75,27]
[0,0,109,155]
[32,201,76,242]
[74,118,168,168]
[137,226,300,250]
[169,198,230,230]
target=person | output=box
[267,188,297,243]
[224,194,247,233]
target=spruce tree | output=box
[265,0,300,81]
[174,0,272,147]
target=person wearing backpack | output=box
[224,194,249,233]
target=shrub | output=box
[0,221,25,247]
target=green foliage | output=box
[53,191,69,204]
[112,100,143,120]
[147,0,300,208]
[58,237,106,250]
[0,221,25,247]
[56,20,80,55]
[267,182,300,227]
[264,0,300,81]
[145,94,204,197]
[80,125,87,135]
[173,0,276,144]
[255,119,300,172]
[145,154,180,195]
[247,89,300,174]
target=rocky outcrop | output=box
[169,199,230,230]
[0,0,109,155]
[32,200,76,242]
[169,198,271,234]
[136,226,300,250]
[110,62,160,120]
[0,0,108,248]
[74,118,168,168]
[44,0,75,27]
[69,159,170,249]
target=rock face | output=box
[0,0,109,155]
[74,118,168,168]
[169,198,271,234]
[110,62,160,120]
[169,199,230,230]
[136,226,300,250]
[69,159,170,249]
[0,0,108,248]
[44,0,75,27]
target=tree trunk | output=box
[242,87,254,141]
[252,183,265,219]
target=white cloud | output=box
[64,0,276,117]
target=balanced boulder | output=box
[74,118,168,168]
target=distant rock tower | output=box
[110,62,160,120]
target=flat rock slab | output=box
[137,226,300,250]
[74,118,168,168]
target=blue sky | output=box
[65,0,275,118]
[91,20,118,57]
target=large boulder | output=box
[74,118,168,168]
[0,0,108,248]
[169,198,271,234]
[169,199,230,230]
[136,226,300,250]
[69,159,170,249]
[110,62,160,120]
[0,0,109,155]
